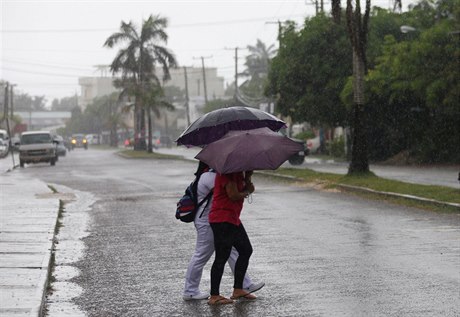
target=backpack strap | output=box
[197,170,216,219]
[198,190,213,218]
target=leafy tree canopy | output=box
[267,15,351,127]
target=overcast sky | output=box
[1,0,417,105]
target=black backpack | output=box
[175,173,214,223]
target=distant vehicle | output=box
[288,138,309,165]
[0,129,10,156]
[159,135,173,148]
[85,134,100,145]
[307,135,320,154]
[0,138,8,157]
[10,136,20,152]
[53,135,67,157]
[18,131,58,167]
[71,134,88,149]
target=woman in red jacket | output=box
[207,170,256,305]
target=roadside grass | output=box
[273,168,460,212]
[118,149,182,160]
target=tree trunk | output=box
[133,103,141,150]
[332,0,341,24]
[140,108,146,150]
[147,108,153,153]
[348,49,369,174]
[346,0,370,175]
[110,123,118,147]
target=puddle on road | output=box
[45,184,95,317]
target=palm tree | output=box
[143,85,174,152]
[241,39,276,99]
[104,14,177,150]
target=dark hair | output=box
[194,161,209,177]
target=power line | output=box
[1,66,90,78]
[1,15,307,34]
[2,58,94,72]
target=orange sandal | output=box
[207,295,234,305]
[230,292,257,300]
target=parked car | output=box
[53,135,67,157]
[18,131,58,167]
[10,136,20,152]
[159,135,173,148]
[0,129,10,157]
[0,138,8,157]
[288,137,309,165]
[71,134,88,149]
[306,135,320,154]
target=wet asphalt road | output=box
[13,149,460,316]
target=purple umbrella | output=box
[195,128,304,174]
[176,106,286,147]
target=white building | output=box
[78,66,225,110]
[78,77,119,111]
[77,66,226,137]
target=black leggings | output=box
[210,222,253,295]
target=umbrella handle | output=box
[246,193,253,204]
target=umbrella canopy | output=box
[195,128,304,174]
[176,106,286,147]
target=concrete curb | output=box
[336,184,460,210]
[256,171,460,211]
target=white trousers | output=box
[183,223,253,296]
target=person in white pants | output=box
[183,162,265,300]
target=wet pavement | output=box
[1,149,459,316]
[0,172,60,316]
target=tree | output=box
[366,10,460,163]
[266,16,351,128]
[51,95,78,111]
[13,93,47,111]
[143,85,175,152]
[240,39,276,100]
[332,0,341,23]
[346,0,371,174]
[104,14,177,151]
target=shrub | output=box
[294,130,315,140]
[327,136,346,158]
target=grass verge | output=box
[271,168,460,213]
[118,149,182,160]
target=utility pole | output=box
[266,21,283,48]
[10,84,16,119]
[234,47,238,99]
[193,56,212,105]
[225,47,246,101]
[3,83,9,121]
[183,66,190,126]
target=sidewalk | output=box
[0,171,60,317]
